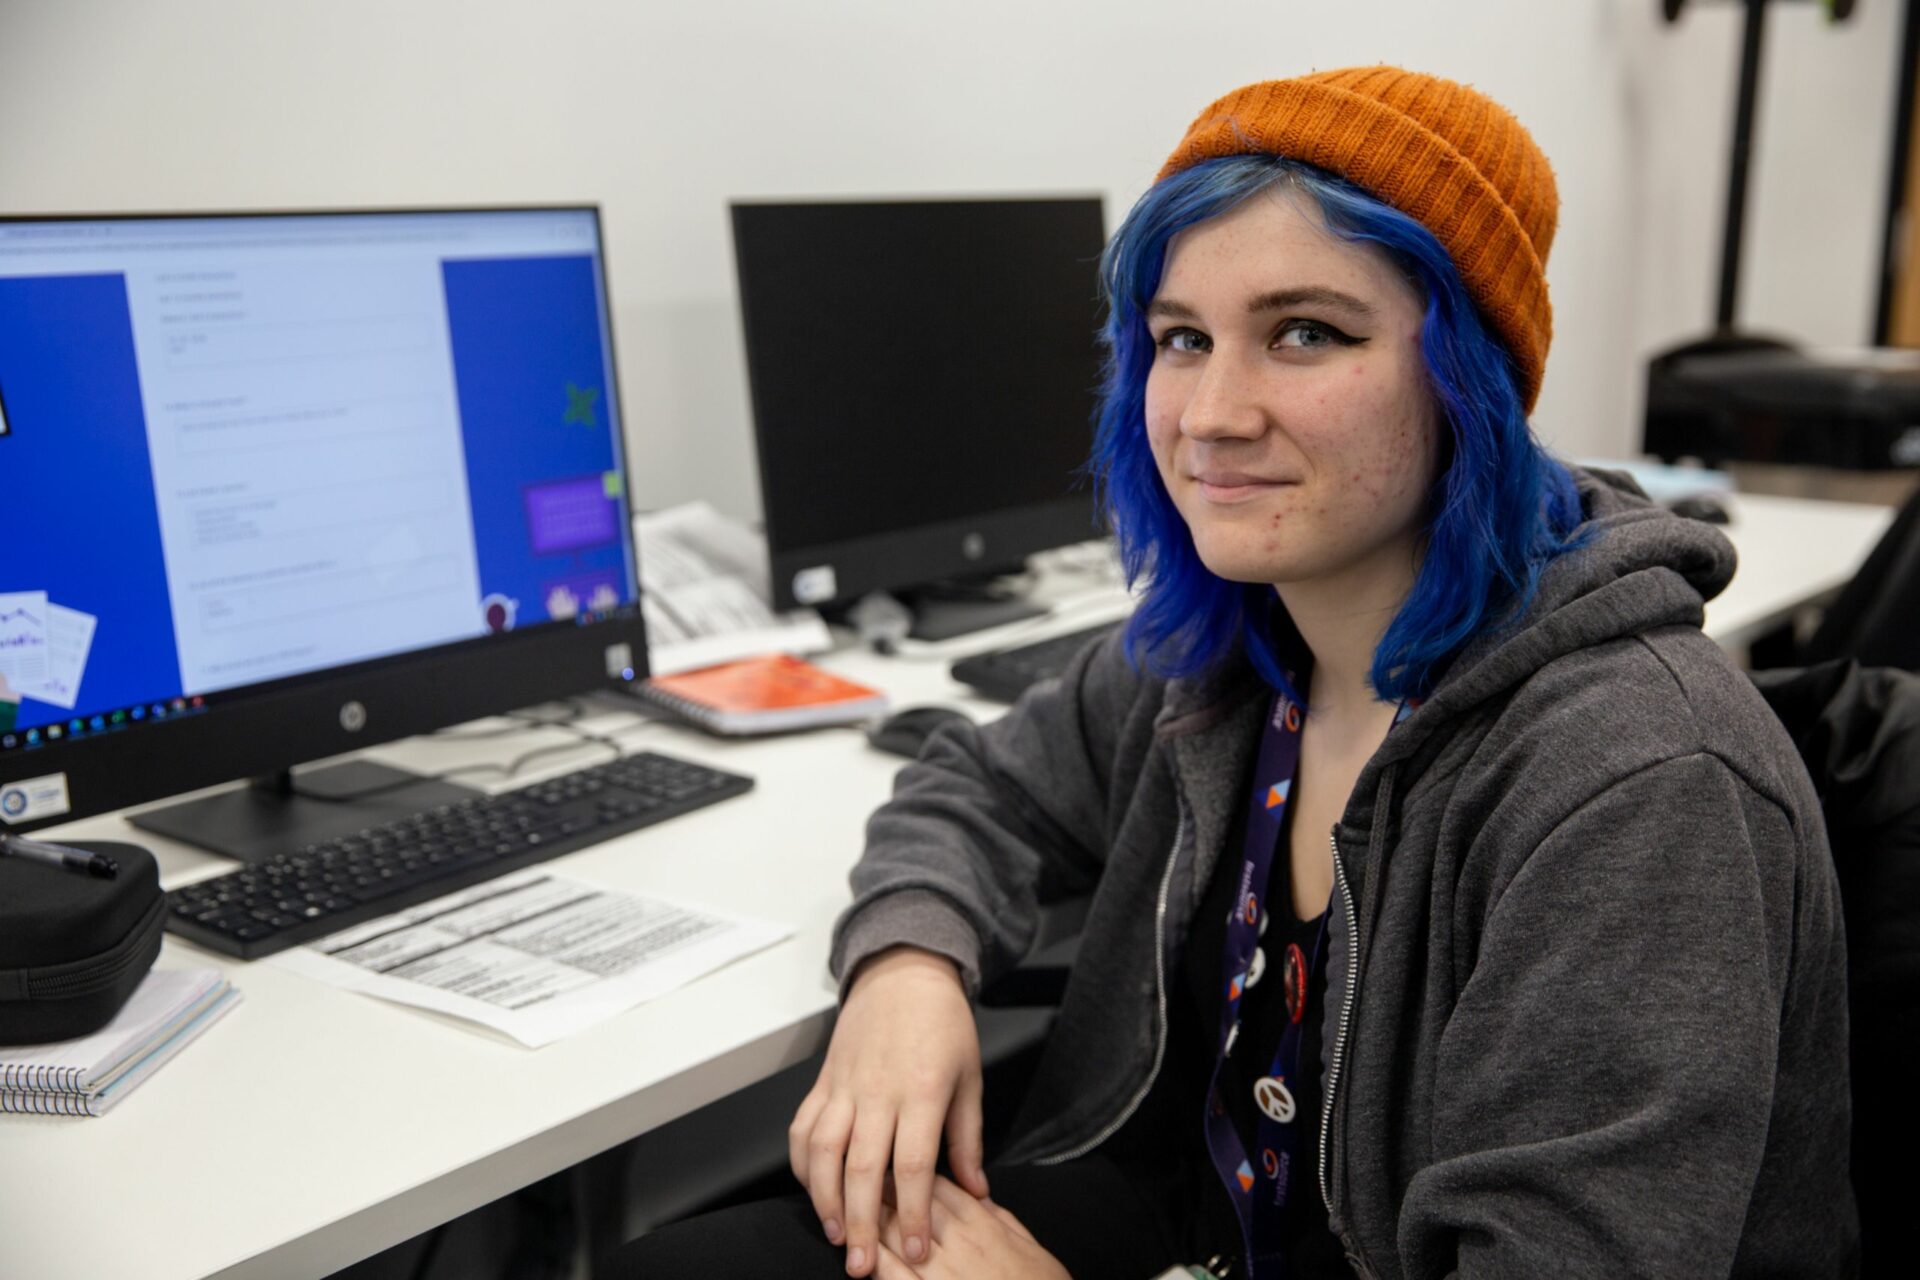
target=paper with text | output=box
[26,603,98,710]
[267,872,791,1047]
[0,590,50,694]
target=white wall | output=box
[1624,0,1906,369]
[0,0,1903,522]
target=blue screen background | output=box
[1,251,629,741]
[0,274,184,731]
[442,255,632,627]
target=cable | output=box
[287,700,668,804]
[285,759,512,804]
[407,1223,448,1280]
[428,701,590,741]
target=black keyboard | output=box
[164,751,753,960]
[949,621,1122,703]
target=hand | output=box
[873,1176,1071,1280]
[790,946,990,1277]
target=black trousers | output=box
[601,1152,1241,1279]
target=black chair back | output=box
[1803,486,1920,672]
[1752,659,1920,1274]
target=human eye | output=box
[1273,319,1360,350]
[1155,327,1210,355]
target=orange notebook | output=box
[637,654,889,735]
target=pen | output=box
[0,831,118,879]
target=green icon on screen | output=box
[564,382,600,428]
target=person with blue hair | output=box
[614,68,1854,1279]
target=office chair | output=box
[1751,658,1920,1275]
[1800,482,1920,672]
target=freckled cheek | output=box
[1143,403,1183,478]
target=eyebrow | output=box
[1146,286,1378,322]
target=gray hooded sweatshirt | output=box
[831,471,1857,1277]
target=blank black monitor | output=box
[0,208,650,858]
[730,197,1106,634]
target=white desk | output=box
[1700,492,1894,651]
[0,495,1893,1280]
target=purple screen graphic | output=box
[524,475,618,556]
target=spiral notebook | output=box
[635,653,888,735]
[0,968,240,1116]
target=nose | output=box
[1178,349,1266,442]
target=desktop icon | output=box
[152,704,168,719]
[46,724,62,740]
[190,696,203,709]
[171,698,186,713]
[131,706,145,721]
[1,734,15,750]
[563,381,600,428]
[90,715,105,731]
[481,593,518,633]
[110,710,126,724]
[70,719,84,734]
[24,729,40,745]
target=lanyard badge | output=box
[1201,681,1415,1279]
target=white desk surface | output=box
[0,494,1892,1280]
[1699,492,1894,649]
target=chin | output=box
[1187,533,1301,586]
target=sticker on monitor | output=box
[792,565,837,606]
[0,773,71,824]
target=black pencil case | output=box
[0,841,165,1047]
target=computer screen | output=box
[0,208,649,852]
[730,197,1106,633]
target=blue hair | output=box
[1088,154,1586,705]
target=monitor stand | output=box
[887,569,1050,642]
[904,594,1048,641]
[129,761,483,865]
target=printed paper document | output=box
[267,872,790,1047]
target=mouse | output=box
[866,705,973,759]
[1669,493,1732,525]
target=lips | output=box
[1191,471,1295,503]
[1193,470,1283,487]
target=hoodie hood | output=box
[1371,466,1736,769]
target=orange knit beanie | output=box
[1159,67,1557,413]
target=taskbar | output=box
[0,694,208,754]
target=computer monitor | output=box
[729,196,1106,638]
[0,207,650,860]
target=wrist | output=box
[848,945,963,992]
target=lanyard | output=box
[1201,678,1415,1280]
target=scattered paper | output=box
[0,594,98,710]
[28,603,98,710]
[268,872,791,1047]
[634,502,831,676]
[0,590,50,694]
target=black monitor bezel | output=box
[0,203,650,833]
[728,195,1107,612]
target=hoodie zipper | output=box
[1036,808,1186,1166]
[1318,828,1359,1217]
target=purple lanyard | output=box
[1202,679,1415,1279]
